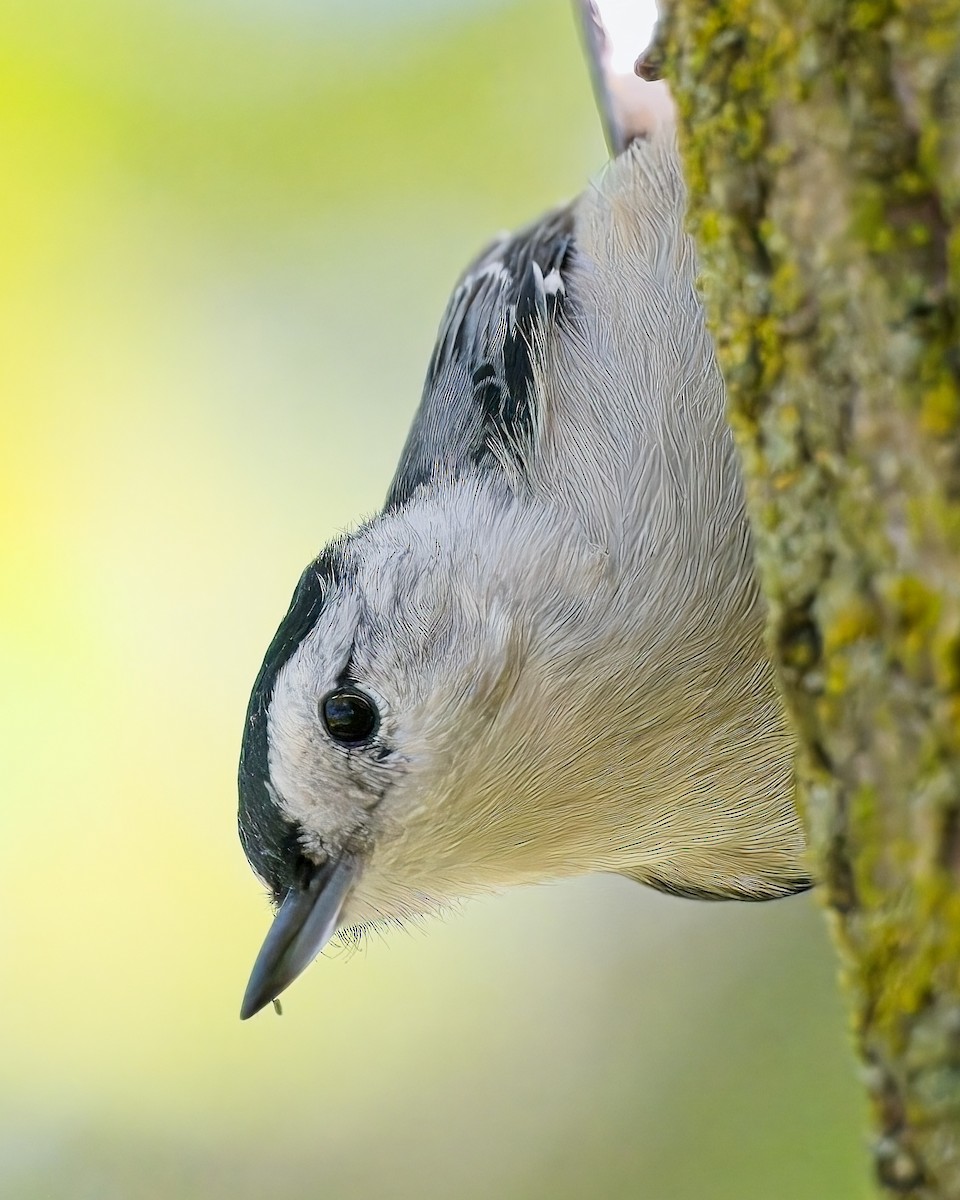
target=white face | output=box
[260,491,550,932]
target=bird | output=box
[236,3,808,1021]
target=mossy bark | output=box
[657,2,960,1196]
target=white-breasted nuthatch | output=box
[237,5,807,1020]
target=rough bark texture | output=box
[657,3,960,1196]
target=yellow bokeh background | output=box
[2,2,868,1196]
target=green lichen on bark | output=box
[659,2,960,1196]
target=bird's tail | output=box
[573,0,675,155]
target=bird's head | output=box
[238,477,806,1018]
[238,482,622,1017]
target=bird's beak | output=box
[240,853,357,1020]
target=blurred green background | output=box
[1,1,870,1196]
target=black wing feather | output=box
[385,206,576,509]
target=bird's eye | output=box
[320,688,379,744]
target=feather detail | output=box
[386,207,576,508]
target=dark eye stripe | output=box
[238,543,351,901]
[321,688,379,744]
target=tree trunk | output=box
[657,3,960,1196]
